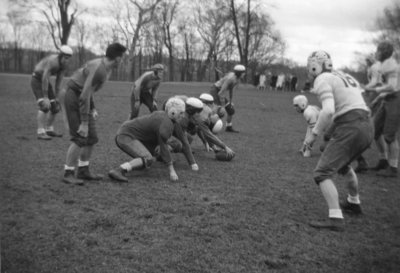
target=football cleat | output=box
[37,132,52,140]
[77,166,103,180]
[309,218,344,232]
[340,200,362,215]
[62,170,84,185]
[108,167,128,182]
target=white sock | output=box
[121,162,132,172]
[329,209,343,219]
[37,128,46,134]
[78,160,89,167]
[388,159,398,168]
[64,165,75,171]
[347,194,360,204]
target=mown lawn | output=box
[1,73,399,273]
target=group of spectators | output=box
[254,71,298,92]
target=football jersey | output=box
[303,105,320,127]
[379,57,400,92]
[214,72,240,98]
[69,58,111,122]
[311,71,368,120]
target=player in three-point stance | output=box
[304,51,373,231]
[108,97,199,182]
[30,45,73,140]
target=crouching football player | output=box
[293,95,321,157]
[108,97,198,182]
[31,45,73,140]
[304,51,373,231]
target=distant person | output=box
[291,75,298,92]
[258,73,266,91]
[129,63,164,120]
[270,73,278,91]
[365,41,400,178]
[209,64,246,133]
[276,72,285,91]
[31,45,73,140]
[62,42,127,185]
[304,51,373,231]
[292,95,321,157]
[108,97,199,182]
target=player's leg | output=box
[109,135,153,182]
[377,97,400,177]
[31,77,52,140]
[45,85,63,137]
[129,88,140,120]
[62,88,84,185]
[371,105,389,170]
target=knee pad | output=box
[38,100,50,113]
[142,157,153,168]
[384,134,395,144]
[50,100,61,114]
[87,136,99,146]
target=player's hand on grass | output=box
[191,163,199,171]
[225,147,234,157]
[168,165,179,181]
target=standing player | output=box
[209,64,246,133]
[365,41,400,178]
[304,51,373,231]
[31,45,73,140]
[292,95,321,157]
[62,43,127,185]
[108,97,199,182]
[129,64,164,119]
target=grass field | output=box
[1,73,399,273]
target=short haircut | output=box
[106,43,127,60]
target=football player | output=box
[129,63,164,119]
[62,43,127,185]
[108,97,198,182]
[197,93,235,157]
[304,51,373,231]
[365,41,400,178]
[293,95,321,157]
[209,64,246,133]
[31,45,73,140]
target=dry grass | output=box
[1,73,399,273]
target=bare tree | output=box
[160,0,180,81]
[16,0,85,48]
[374,1,400,54]
[194,0,230,81]
[110,0,162,80]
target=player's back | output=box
[312,71,368,119]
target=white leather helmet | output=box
[233,64,246,72]
[209,114,223,134]
[293,95,308,111]
[165,97,185,121]
[199,93,214,103]
[307,51,332,78]
[59,45,73,56]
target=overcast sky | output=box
[0,0,394,68]
[269,0,393,68]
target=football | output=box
[215,150,235,161]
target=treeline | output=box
[0,45,310,85]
